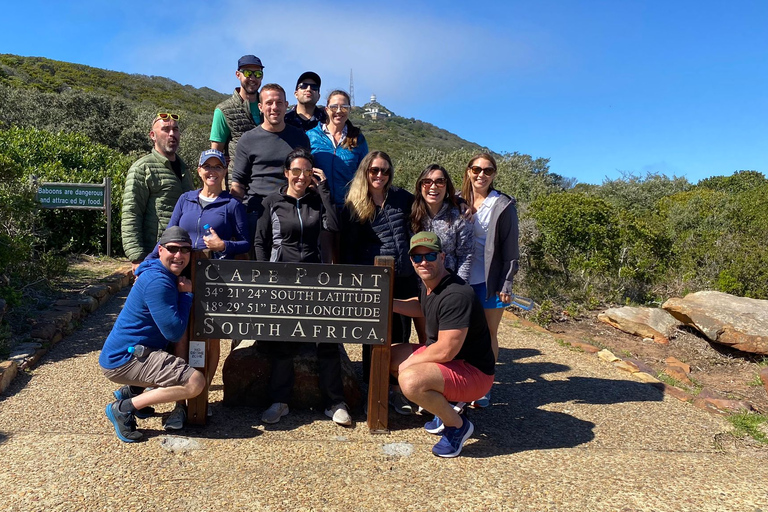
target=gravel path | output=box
[1,288,767,511]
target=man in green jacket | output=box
[121,113,195,274]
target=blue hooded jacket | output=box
[307,124,369,208]
[98,258,193,370]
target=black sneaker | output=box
[113,386,155,419]
[105,401,142,443]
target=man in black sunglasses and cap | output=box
[284,71,327,132]
[210,54,266,181]
[100,226,206,442]
[390,231,495,458]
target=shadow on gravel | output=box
[456,347,665,458]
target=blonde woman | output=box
[341,151,417,388]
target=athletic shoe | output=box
[113,386,155,419]
[325,402,352,426]
[432,414,474,458]
[389,390,414,415]
[470,391,491,409]
[261,402,289,424]
[424,402,467,435]
[105,401,142,443]
[164,405,187,431]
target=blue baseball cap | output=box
[237,55,264,69]
[199,149,226,167]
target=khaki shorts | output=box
[102,348,195,388]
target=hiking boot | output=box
[389,390,415,415]
[113,386,155,419]
[105,401,142,443]
[261,402,289,424]
[164,404,187,431]
[325,402,352,426]
[432,414,474,458]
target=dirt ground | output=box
[545,312,768,413]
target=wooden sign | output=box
[193,259,391,345]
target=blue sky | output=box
[1,0,766,184]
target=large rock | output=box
[597,306,680,344]
[662,291,768,355]
[222,342,363,410]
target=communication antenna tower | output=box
[349,69,355,107]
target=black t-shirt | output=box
[421,272,495,375]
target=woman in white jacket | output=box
[460,152,520,408]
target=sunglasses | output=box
[410,252,439,263]
[239,69,264,79]
[163,245,192,254]
[156,112,180,121]
[327,104,350,112]
[420,178,447,188]
[469,165,497,176]
[201,164,226,171]
[368,166,391,176]
[297,82,320,92]
[288,168,313,177]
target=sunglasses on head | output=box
[410,252,439,263]
[239,69,263,79]
[297,82,320,92]
[288,167,313,177]
[156,112,180,121]
[469,165,497,176]
[327,104,350,113]
[420,178,447,188]
[368,166,391,176]
[163,244,192,254]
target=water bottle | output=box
[128,345,147,358]
[203,224,224,259]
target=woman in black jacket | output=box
[253,148,350,426]
[340,151,418,384]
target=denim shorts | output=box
[471,282,508,309]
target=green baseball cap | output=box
[409,231,442,254]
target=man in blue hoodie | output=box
[100,226,205,442]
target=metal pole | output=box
[104,177,112,257]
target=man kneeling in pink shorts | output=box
[391,231,495,458]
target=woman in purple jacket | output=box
[152,149,250,425]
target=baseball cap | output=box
[238,55,264,69]
[409,231,442,254]
[296,71,321,90]
[158,226,192,246]
[199,149,226,167]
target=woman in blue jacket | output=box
[307,90,369,210]
[151,149,250,425]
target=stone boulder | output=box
[597,306,680,344]
[222,341,363,410]
[662,291,768,355]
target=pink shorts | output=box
[410,345,494,403]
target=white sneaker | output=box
[164,405,186,431]
[261,402,289,424]
[325,402,352,426]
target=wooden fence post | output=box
[368,256,394,433]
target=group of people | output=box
[102,55,519,458]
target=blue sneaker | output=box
[432,414,474,458]
[471,391,491,409]
[424,402,467,435]
[105,401,142,443]
[113,386,155,419]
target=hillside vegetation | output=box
[1,54,766,329]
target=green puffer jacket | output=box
[121,149,194,261]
